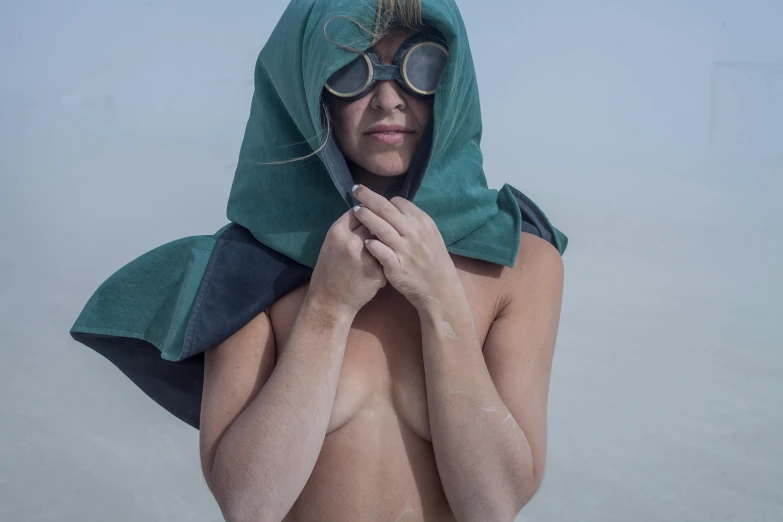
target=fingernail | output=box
[353,205,361,212]
[352,184,359,193]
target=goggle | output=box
[325,34,448,102]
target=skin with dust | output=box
[439,321,459,340]
[447,389,518,431]
[394,494,414,521]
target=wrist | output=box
[416,284,467,319]
[302,290,357,326]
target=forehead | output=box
[370,27,419,63]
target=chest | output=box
[266,259,503,442]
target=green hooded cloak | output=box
[70,0,567,429]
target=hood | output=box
[227,0,533,269]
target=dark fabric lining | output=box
[323,138,357,206]
[183,225,313,359]
[507,184,555,246]
[70,333,206,428]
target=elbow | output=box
[462,475,543,522]
[507,462,545,521]
[221,503,277,522]
[205,473,277,522]
[214,490,282,522]
[497,487,539,522]
[517,480,543,516]
[209,493,251,522]
[523,463,545,504]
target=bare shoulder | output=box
[497,232,565,313]
[514,232,564,273]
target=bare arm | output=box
[420,234,564,522]
[200,292,355,522]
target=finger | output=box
[352,184,410,235]
[346,206,365,232]
[332,206,366,234]
[363,237,399,271]
[389,196,424,217]
[353,205,402,249]
[350,223,374,242]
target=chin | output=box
[358,154,413,177]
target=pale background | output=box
[1,0,781,521]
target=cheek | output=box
[409,98,433,126]
[332,100,368,140]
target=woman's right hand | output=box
[307,207,388,317]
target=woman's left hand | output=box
[351,184,460,311]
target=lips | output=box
[365,124,415,133]
[364,124,415,144]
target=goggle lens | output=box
[403,42,448,95]
[325,54,373,98]
[325,40,448,99]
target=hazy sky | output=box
[1,1,781,521]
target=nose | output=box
[369,80,407,112]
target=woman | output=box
[70,0,567,520]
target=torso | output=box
[269,253,510,522]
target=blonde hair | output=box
[258,0,424,166]
[373,0,424,43]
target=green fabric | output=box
[72,235,219,361]
[71,0,567,363]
